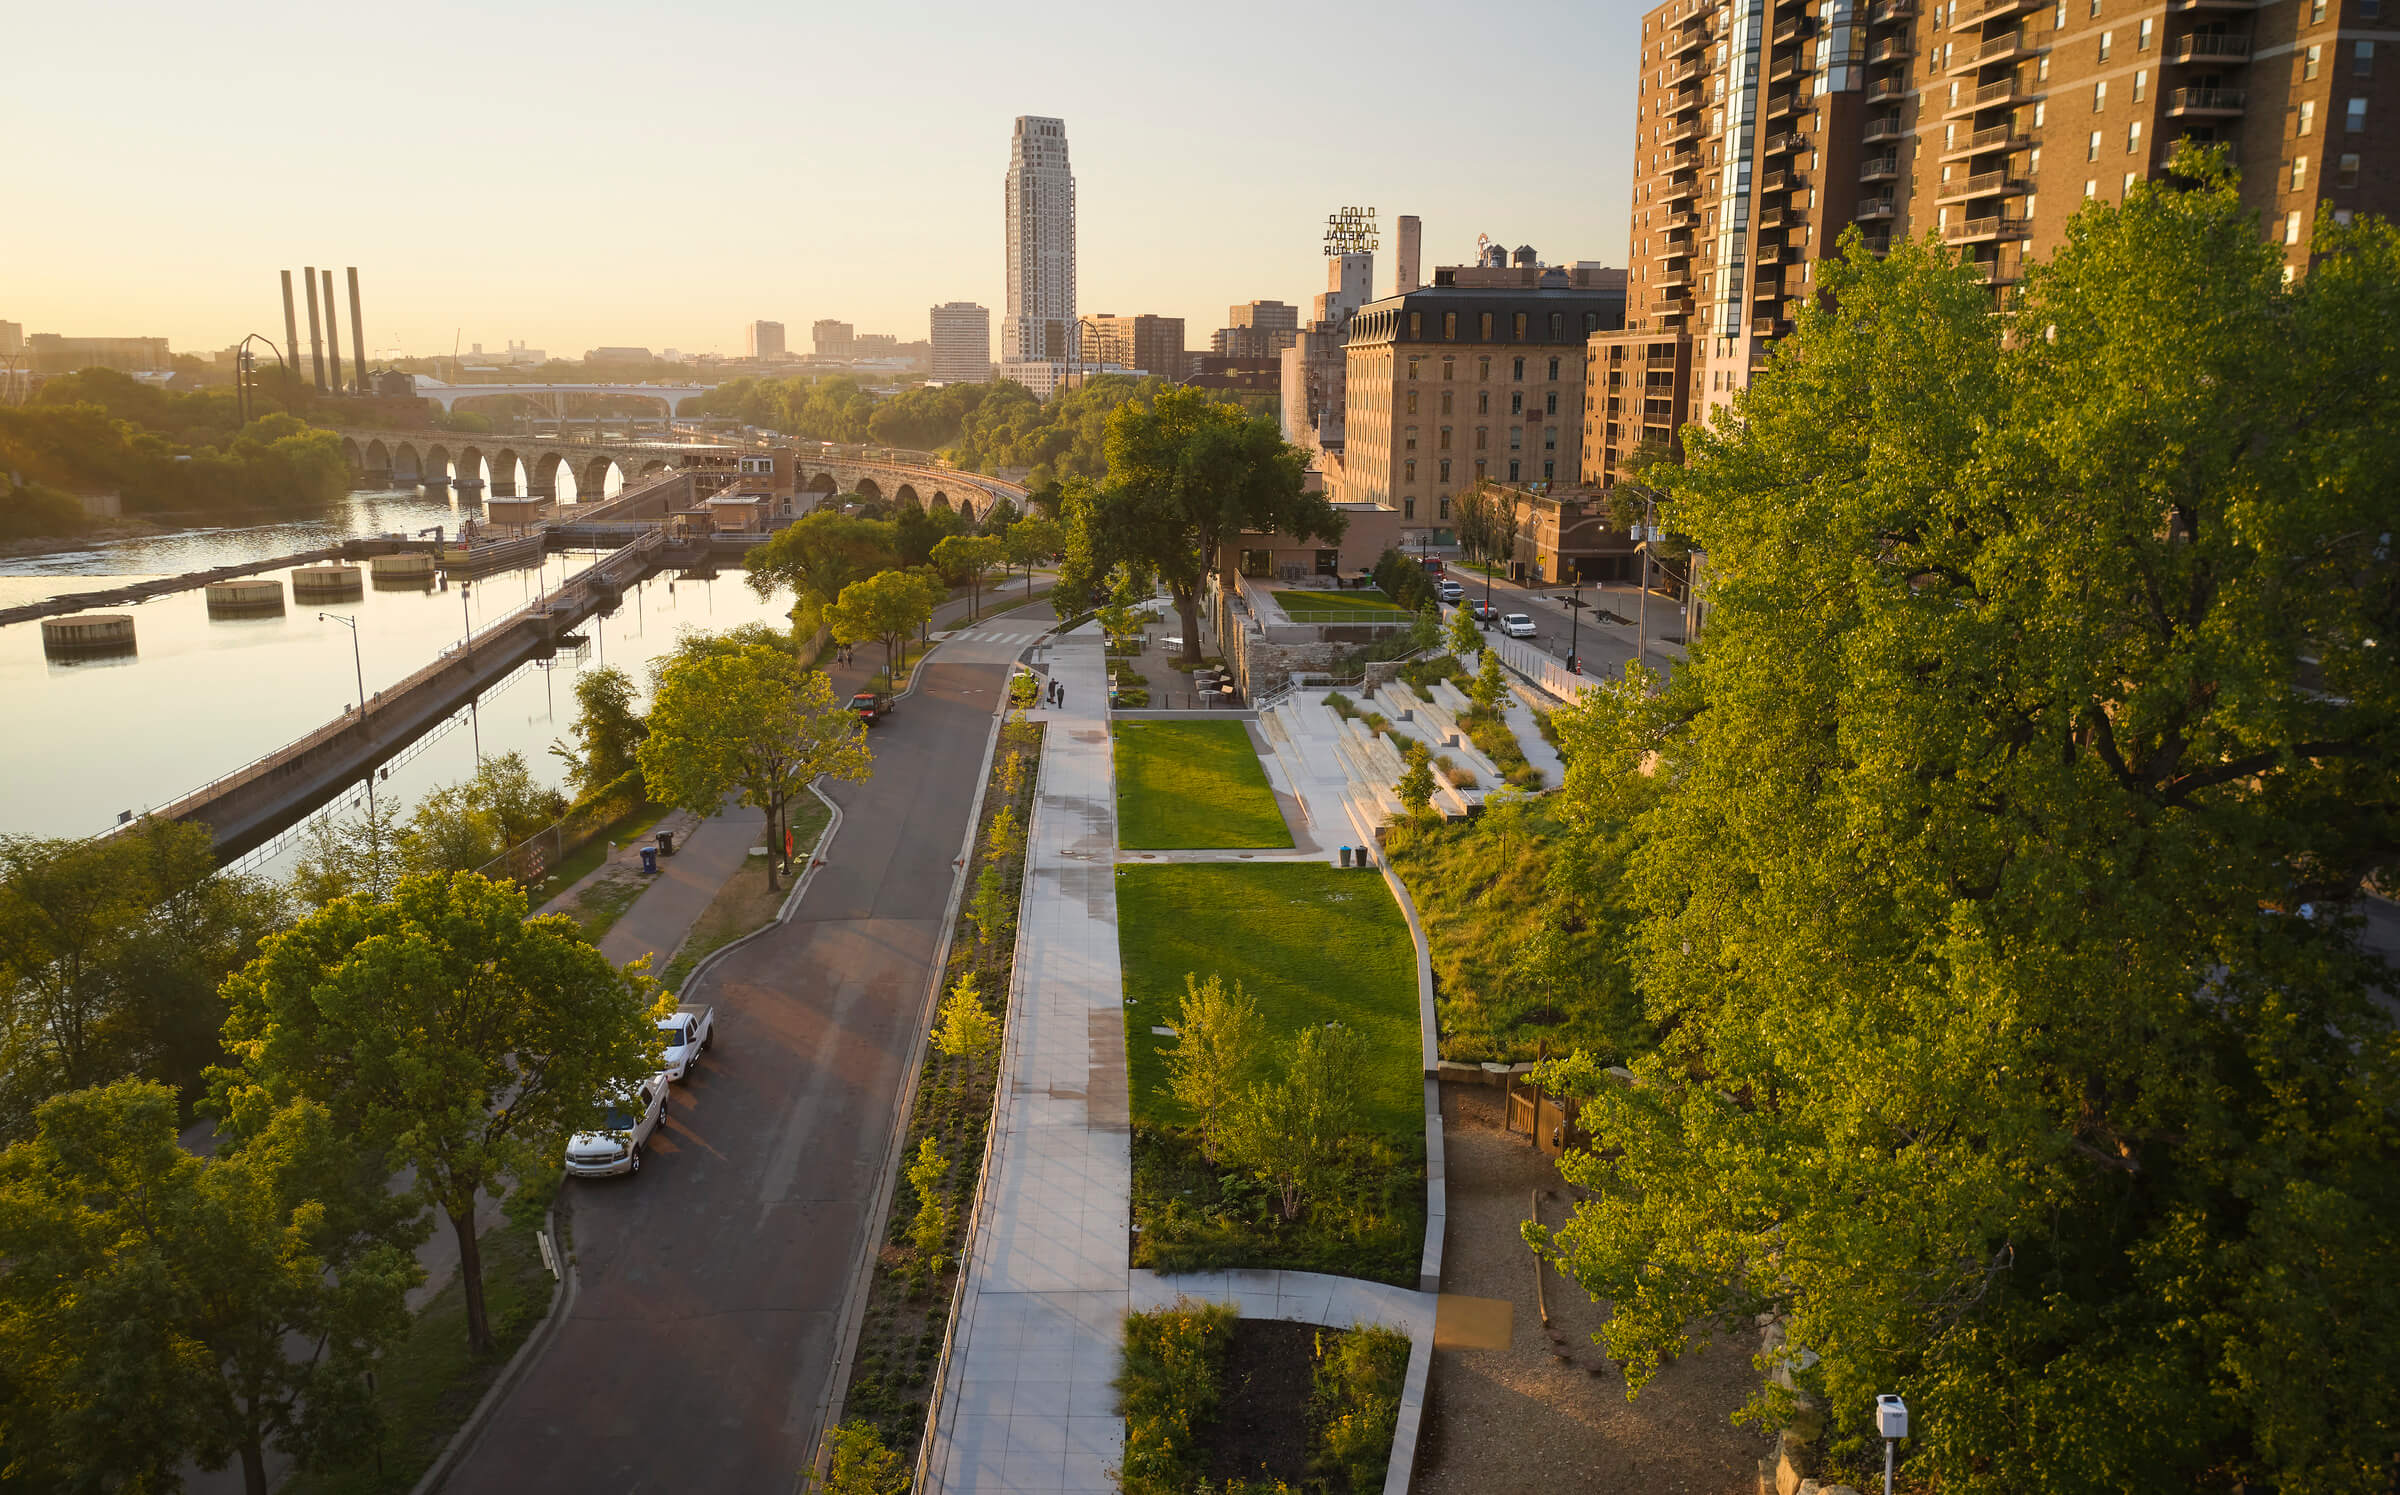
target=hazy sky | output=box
[13,0,1641,361]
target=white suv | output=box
[1500,613,1537,639]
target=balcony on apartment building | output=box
[1867,76,1912,102]
[1863,115,1908,142]
[1668,18,1715,57]
[1945,213,2032,243]
[1859,153,1902,181]
[1663,175,1701,206]
[1870,0,1918,22]
[1855,195,1900,221]
[1945,76,2039,118]
[1860,232,1895,255]
[1766,89,1805,118]
[1752,316,1795,339]
[1664,57,1705,87]
[2166,85,2248,115]
[1964,258,2026,285]
[1948,29,2039,73]
[1663,115,1703,145]
[1871,36,1916,63]
[2166,0,2257,11]
[1773,11,1815,41]
[1938,121,2035,159]
[2168,31,2251,61]
[1770,49,1808,83]
[1761,168,1807,193]
[1952,0,2043,31]
[1762,130,1810,154]
[1758,203,1791,229]
[1935,168,2032,203]
[1666,84,1707,120]
[1657,209,1698,234]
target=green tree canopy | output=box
[549,664,648,801]
[1078,386,1339,664]
[825,569,942,681]
[1003,515,1063,598]
[743,510,898,638]
[637,638,872,891]
[0,1081,421,1495]
[1533,161,2400,1492]
[213,872,661,1354]
[398,750,565,875]
[929,533,1005,621]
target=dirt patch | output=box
[1202,1319,1321,1491]
[1416,1083,1772,1495]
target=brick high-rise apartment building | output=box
[1586,0,2396,489]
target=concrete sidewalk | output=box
[599,801,766,974]
[927,625,1129,1494]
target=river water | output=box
[0,486,791,875]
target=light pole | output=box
[458,579,482,762]
[1634,488,1660,671]
[1567,577,1583,675]
[320,611,367,723]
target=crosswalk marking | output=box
[956,626,1046,642]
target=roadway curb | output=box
[408,1205,577,1495]
[805,656,1018,1491]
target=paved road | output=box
[1443,566,1683,685]
[444,615,1038,1493]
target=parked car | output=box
[1470,601,1499,623]
[1500,613,1537,639]
[657,1004,714,1082]
[850,690,892,724]
[564,1075,669,1178]
[1437,580,1464,602]
[1419,556,1447,574]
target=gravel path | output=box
[1416,1083,1771,1494]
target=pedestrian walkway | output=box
[598,800,767,973]
[926,625,1128,1494]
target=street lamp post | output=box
[321,610,376,818]
[1568,578,1582,675]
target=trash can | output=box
[640,846,658,875]
[655,830,675,857]
[1356,846,1373,870]
[1339,845,1352,868]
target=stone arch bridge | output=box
[334,431,1030,522]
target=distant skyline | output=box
[14,0,1640,362]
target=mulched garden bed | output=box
[1202,1318,1321,1489]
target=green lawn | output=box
[1117,862,1421,1132]
[1276,588,1408,619]
[1114,719,1293,850]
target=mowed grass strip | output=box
[1276,588,1408,618]
[1114,719,1293,850]
[1118,862,1422,1134]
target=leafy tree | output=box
[1395,756,1438,823]
[1469,648,1507,713]
[548,664,647,800]
[812,1419,911,1495]
[1409,600,1440,654]
[930,533,1005,621]
[1003,514,1063,598]
[979,495,1021,534]
[742,511,897,638]
[289,792,408,908]
[0,820,284,1140]
[0,1081,421,1495]
[399,751,566,875]
[214,872,660,1355]
[638,639,871,891]
[1225,1023,1369,1220]
[932,973,1000,1063]
[891,494,963,569]
[826,568,941,682]
[1530,159,2400,1493]
[1162,973,1265,1163]
[1445,598,1483,660]
[1078,386,1340,664]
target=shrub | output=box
[906,1137,952,1277]
[812,1419,911,1495]
[1324,692,1357,719]
[1313,1324,1411,1492]
[1163,973,1265,1163]
[1224,1024,1371,1220]
[1116,1298,1238,1495]
[933,973,1000,1062]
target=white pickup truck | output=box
[657,1004,714,1082]
[564,1074,668,1178]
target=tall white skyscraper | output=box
[1001,115,1075,394]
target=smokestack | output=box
[321,270,343,395]
[347,268,367,392]
[1395,216,1422,296]
[280,272,301,388]
[303,265,327,393]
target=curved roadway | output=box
[444,618,1041,1492]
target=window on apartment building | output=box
[2306,45,2322,78]
[1439,497,1452,521]
[1544,426,1558,451]
[2349,96,2369,131]
[1511,391,1524,415]
[1406,357,1420,380]
[2099,29,2113,60]
[2054,0,2066,22]
[1547,356,1561,379]
[1479,355,1492,380]
[2089,0,2101,14]
[1512,356,1526,380]
[2138,17,2152,48]
[1405,428,1417,450]
[1475,459,1489,479]
[1510,427,1523,452]
[2124,171,2138,194]
[2089,130,2103,160]
[1549,313,1565,339]
[1408,313,1422,339]
[1546,391,1560,415]
[1404,497,1416,519]
[2312,0,2327,22]
[1404,459,1416,483]
[2095,80,2108,110]
[1443,311,1458,339]
[1513,312,1528,338]
[1440,427,1453,450]
[2356,40,2376,74]
[1439,459,1452,483]
[2340,152,2361,185]
[1477,390,1490,414]
[1584,312,1601,333]
[2128,120,2143,153]
[1509,459,1522,482]
[2293,155,2310,189]
[1544,461,1557,482]
[2085,177,2099,196]
[1479,312,1494,339]
[2133,69,2147,101]
[2366,0,2383,20]
[2036,100,2047,125]
[1406,390,1419,414]
[2301,101,2317,135]
[1443,357,1456,379]
[1476,427,1489,449]
[2286,209,2304,244]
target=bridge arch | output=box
[638,458,669,477]
[854,477,882,502]
[456,447,485,489]
[390,442,421,483]
[340,436,364,470]
[364,438,391,477]
[804,471,838,497]
[491,448,522,496]
[423,444,453,486]
[894,483,920,509]
[531,450,568,498]
[581,456,621,499]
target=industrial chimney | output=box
[280,272,301,387]
[347,268,367,392]
[321,270,343,394]
[302,265,327,392]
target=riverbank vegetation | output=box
[1519,156,2400,1493]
